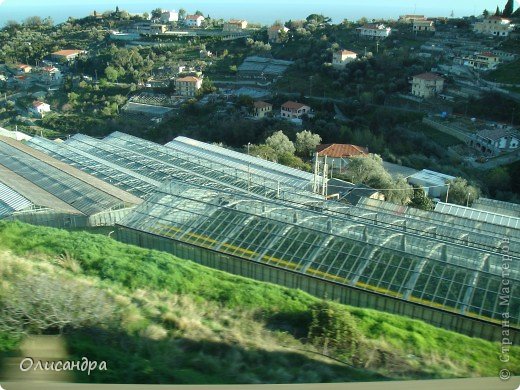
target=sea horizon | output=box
[0,0,499,27]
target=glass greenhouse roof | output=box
[119,180,520,327]
[0,181,33,218]
[0,138,138,216]
[435,202,520,230]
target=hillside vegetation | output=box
[0,221,518,384]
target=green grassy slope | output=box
[0,221,518,383]
[485,59,520,84]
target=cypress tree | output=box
[503,0,514,16]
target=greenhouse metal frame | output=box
[117,180,519,339]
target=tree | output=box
[151,8,162,19]
[503,0,515,16]
[24,16,42,27]
[307,299,362,363]
[513,7,520,17]
[195,10,204,16]
[409,187,434,211]
[179,8,187,19]
[483,9,490,17]
[495,6,502,16]
[104,66,119,82]
[265,131,295,157]
[446,177,480,206]
[278,152,309,170]
[295,130,322,157]
[249,144,278,161]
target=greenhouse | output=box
[117,179,520,341]
[0,136,141,226]
[45,132,324,204]
[0,181,34,218]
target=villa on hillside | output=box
[474,16,514,37]
[411,72,444,98]
[252,101,272,118]
[332,50,357,68]
[280,101,311,120]
[357,24,392,39]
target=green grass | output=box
[0,220,518,383]
[485,59,520,84]
[412,122,463,147]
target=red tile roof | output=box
[413,72,444,81]
[32,100,48,107]
[316,144,369,158]
[52,49,84,57]
[338,50,357,55]
[254,101,272,109]
[281,101,309,110]
[186,14,204,20]
[176,76,201,82]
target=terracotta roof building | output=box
[315,144,368,173]
[252,101,272,118]
[411,72,444,98]
[51,49,86,62]
[280,101,311,120]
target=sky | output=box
[0,0,516,26]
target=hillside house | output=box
[281,101,311,119]
[175,76,202,97]
[51,49,86,62]
[185,15,205,27]
[411,72,444,98]
[29,101,51,118]
[470,128,520,156]
[160,10,179,23]
[399,14,426,23]
[315,143,369,173]
[413,19,436,32]
[463,52,500,71]
[332,50,357,68]
[150,24,168,34]
[268,24,290,43]
[223,20,248,32]
[357,24,392,39]
[252,101,272,118]
[474,16,514,37]
[11,64,32,74]
[40,66,62,84]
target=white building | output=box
[268,24,290,43]
[411,73,444,98]
[332,50,357,68]
[413,19,436,32]
[357,24,392,39]
[185,14,205,27]
[175,76,203,97]
[280,101,311,119]
[30,101,51,118]
[463,52,500,71]
[474,16,514,37]
[223,19,248,32]
[160,10,179,23]
[470,127,520,156]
